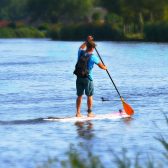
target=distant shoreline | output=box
[0,37,168,44]
[0,25,168,43]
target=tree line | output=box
[0,0,168,41]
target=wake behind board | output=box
[43,110,130,122]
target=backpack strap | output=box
[80,50,92,59]
[83,51,92,61]
[86,53,92,64]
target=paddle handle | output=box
[95,47,123,100]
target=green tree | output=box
[105,13,123,30]
[142,0,167,22]
[27,0,95,23]
[100,0,122,14]
[0,0,28,20]
[163,5,168,21]
[0,0,11,19]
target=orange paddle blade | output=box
[122,101,134,116]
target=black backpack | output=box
[74,51,92,78]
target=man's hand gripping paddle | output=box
[95,47,134,116]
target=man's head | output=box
[86,40,96,50]
[86,35,96,51]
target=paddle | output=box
[95,47,134,116]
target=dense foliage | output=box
[0,27,45,38]
[0,0,168,41]
[49,23,124,41]
[144,22,168,42]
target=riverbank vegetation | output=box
[0,0,168,41]
[39,115,168,168]
[39,133,168,168]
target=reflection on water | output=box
[75,121,94,140]
[122,117,133,125]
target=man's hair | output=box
[86,40,96,50]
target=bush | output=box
[47,24,62,39]
[144,22,168,42]
[38,23,50,31]
[38,115,168,168]
[15,27,45,38]
[38,144,104,168]
[92,12,102,23]
[49,23,124,41]
[0,28,16,38]
[8,21,30,29]
[0,27,46,38]
[105,13,123,30]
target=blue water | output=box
[0,39,168,168]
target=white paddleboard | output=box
[43,110,130,122]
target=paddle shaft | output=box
[95,47,123,101]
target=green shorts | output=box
[76,77,94,96]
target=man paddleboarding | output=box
[74,36,107,117]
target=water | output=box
[0,39,168,167]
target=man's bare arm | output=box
[98,62,107,70]
[79,42,87,49]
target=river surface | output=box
[0,39,168,168]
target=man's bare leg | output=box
[76,96,83,117]
[87,96,95,117]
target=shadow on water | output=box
[0,118,47,125]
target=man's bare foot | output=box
[76,113,83,117]
[87,112,95,117]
